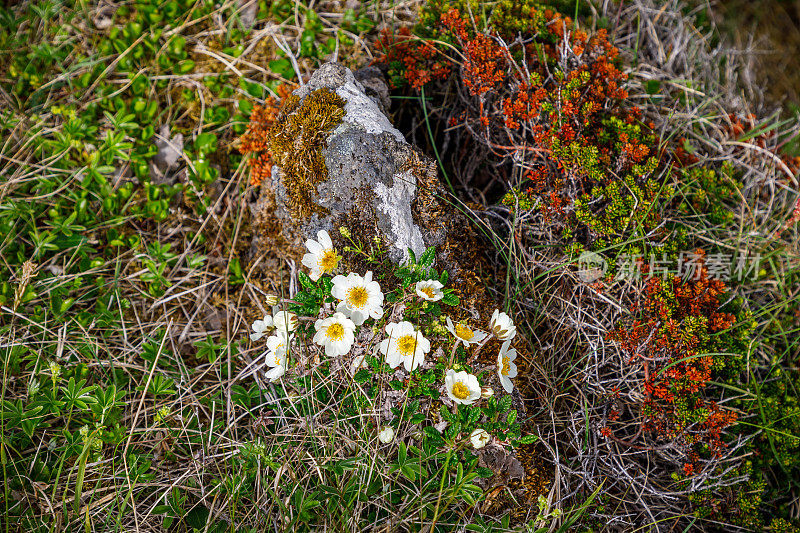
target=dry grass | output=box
[1,0,799,531]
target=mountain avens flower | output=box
[302,229,340,281]
[497,340,518,393]
[380,321,430,372]
[446,316,487,346]
[415,279,444,302]
[313,312,356,357]
[250,315,273,341]
[445,369,481,405]
[331,271,384,326]
[489,309,516,341]
[272,309,298,335]
[470,428,491,449]
[378,426,395,443]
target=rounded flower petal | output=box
[444,369,481,405]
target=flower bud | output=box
[470,428,491,449]
[378,426,395,444]
[265,294,278,306]
[481,387,494,398]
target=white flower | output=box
[489,309,516,341]
[265,338,289,382]
[301,229,340,281]
[250,315,273,341]
[379,321,430,372]
[350,354,368,376]
[445,316,488,346]
[470,428,491,449]
[331,271,384,326]
[313,312,356,357]
[266,331,291,359]
[265,352,286,382]
[444,369,481,405]
[272,309,298,335]
[497,340,518,393]
[415,280,444,301]
[378,426,394,443]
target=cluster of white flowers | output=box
[251,230,522,450]
[249,301,298,382]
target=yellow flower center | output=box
[420,286,436,299]
[318,249,339,273]
[396,335,417,356]
[346,286,369,309]
[326,323,345,341]
[455,324,474,341]
[273,354,282,365]
[501,356,510,376]
[452,381,470,400]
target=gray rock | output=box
[265,62,439,264]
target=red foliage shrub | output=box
[607,252,745,466]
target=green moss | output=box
[268,87,346,219]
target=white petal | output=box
[317,230,332,248]
[379,338,390,356]
[508,362,518,379]
[266,365,285,381]
[305,239,323,254]
[500,375,514,393]
[349,309,366,326]
[301,253,317,270]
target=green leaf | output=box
[419,246,435,267]
[498,395,513,413]
[441,292,460,306]
[298,271,313,289]
[353,368,371,383]
[645,79,661,94]
[238,99,254,116]
[423,425,444,444]
[475,467,494,478]
[269,58,295,79]
[194,132,217,155]
[398,441,407,463]
[507,409,517,425]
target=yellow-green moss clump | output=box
[268,87,346,219]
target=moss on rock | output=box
[268,87,346,219]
